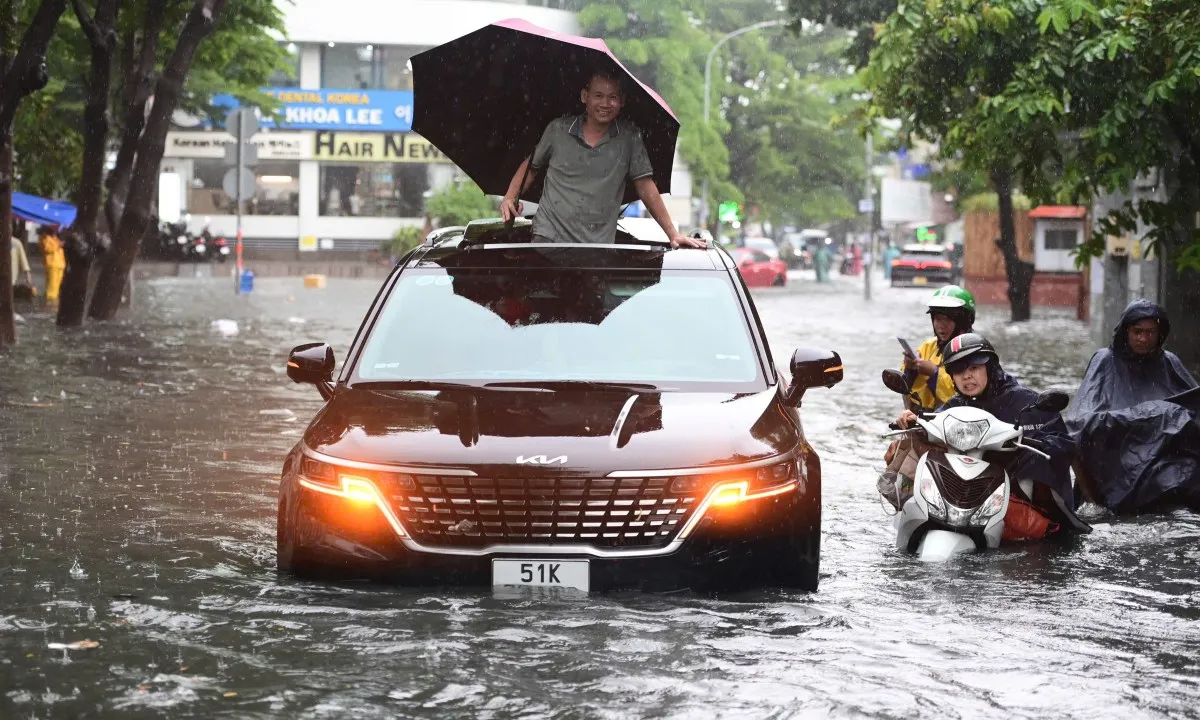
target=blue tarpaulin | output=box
[12,192,77,228]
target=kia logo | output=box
[516,455,568,465]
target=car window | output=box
[355,269,763,388]
[751,250,771,263]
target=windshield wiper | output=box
[482,380,664,392]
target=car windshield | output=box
[354,269,764,389]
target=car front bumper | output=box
[285,478,819,591]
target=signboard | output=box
[858,198,875,214]
[165,131,311,160]
[212,88,414,132]
[718,201,741,223]
[299,235,318,252]
[881,178,933,225]
[313,132,450,164]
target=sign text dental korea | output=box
[212,89,415,132]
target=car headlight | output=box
[297,456,409,537]
[970,482,1006,525]
[918,464,946,519]
[943,418,990,452]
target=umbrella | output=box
[12,191,77,228]
[411,18,679,205]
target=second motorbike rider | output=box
[892,334,1091,540]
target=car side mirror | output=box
[287,342,335,400]
[1032,390,1070,413]
[881,368,912,396]
[783,346,843,406]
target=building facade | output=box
[159,0,693,253]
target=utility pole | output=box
[864,133,874,301]
[701,19,787,232]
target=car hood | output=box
[303,386,798,473]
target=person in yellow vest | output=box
[38,225,66,304]
[877,285,977,509]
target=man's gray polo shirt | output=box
[529,115,654,244]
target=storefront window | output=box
[268,42,301,87]
[319,163,430,217]
[190,159,300,216]
[321,43,418,90]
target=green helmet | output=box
[926,285,976,327]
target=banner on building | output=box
[313,132,450,164]
[211,88,414,132]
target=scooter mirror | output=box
[1032,390,1070,413]
[881,368,911,396]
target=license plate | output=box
[492,559,589,591]
[912,276,928,285]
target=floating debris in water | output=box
[47,640,99,650]
[211,319,239,337]
[69,560,87,580]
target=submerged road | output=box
[1,271,1197,718]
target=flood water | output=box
[2,272,1197,719]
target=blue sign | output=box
[211,88,414,132]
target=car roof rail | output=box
[423,225,467,246]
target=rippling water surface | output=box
[2,272,1197,719]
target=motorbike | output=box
[200,227,230,263]
[880,369,1071,561]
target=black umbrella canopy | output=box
[411,19,680,205]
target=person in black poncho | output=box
[1067,299,1200,512]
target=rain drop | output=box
[69,560,87,580]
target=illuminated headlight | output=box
[970,483,1006,525]
[918,464,946,519]
[943,418,990,452]
[297,456,408,537]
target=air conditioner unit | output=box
[1107,234,1131,257]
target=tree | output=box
[581,0,866,229]
[426,180,495,227]
[786,0,897,68]
[993,0,1200,370]
[861,0,1061,321]
[0,0,68,347]
[82,0,284,321]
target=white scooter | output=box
[880,370,1070,561]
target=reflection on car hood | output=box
[302,386,797,472]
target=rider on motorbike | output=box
[878,285,977,507]
[893,333,1091,539]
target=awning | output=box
[12,192,77,228]
[1029,205,1087,219]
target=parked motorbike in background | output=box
[879,369,1073,561]
[200,223,230,263]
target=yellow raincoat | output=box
[39,230,66,303]
[905,337,958,411]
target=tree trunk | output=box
[0,0,68,345]
[90,0,224,320]
[0,133,14,347]
[58,0,117,327]
[1158,140,1200,377]
[103,0,164,235]
[991,166,1033,322]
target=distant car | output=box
[890,244,955,287]
[779,230,826,269]
[744,237,781,261]
[730,247,788,287]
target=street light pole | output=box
[700,19,788,231]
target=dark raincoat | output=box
[940,367,1088,531]
[1065,299,1200,512]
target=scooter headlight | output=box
[943,418,990,452]
[918,465,946,519]
[970,482,1007,525]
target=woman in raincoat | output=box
[38,225,66,304]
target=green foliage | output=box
[426,181,495,227]
[995,0,1200,271]
[961,192,1033,214]
[383,226,424,258]
[13,78,82,199]
[581,0,866,228]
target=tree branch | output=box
[69,0,104,49]
[0,0,67,129]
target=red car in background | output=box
[730,247,788,287]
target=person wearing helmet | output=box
[893,333,1091,537]
[904,285,976,412]
[878,285,978,507]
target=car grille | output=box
[382,474,701,549]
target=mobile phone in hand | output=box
[897,337,917,360]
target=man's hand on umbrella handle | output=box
[670,232,706,249]
[500,197,523,223]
